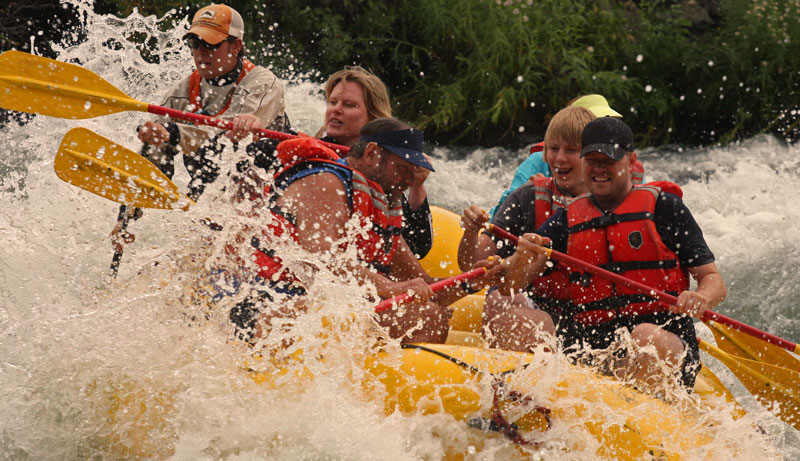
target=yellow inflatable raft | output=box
[101,206,747,459]
[247,206,745,459]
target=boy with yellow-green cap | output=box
[489,94,642,218]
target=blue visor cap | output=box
[360,129,434,172]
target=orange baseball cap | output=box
[184,4,244,45]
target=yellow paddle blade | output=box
[0,50,148,119]
[709,321,800,373]
[699,339,800,430]
[55,127,193,210]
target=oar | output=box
[0,50,348,153]
[698,338,800,431]
[374,267,487,313]
[708,321,800,373]
[487,224,800,428]
[488,224,800,354]
[56,127,194,210]
[55,128,484,310]
[56,128,194,277]
[109,208,131,278]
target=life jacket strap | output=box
[567,211,654,234]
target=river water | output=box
[2,3,800,459]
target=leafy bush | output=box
[5,0,800,147]
[257,0,800,147]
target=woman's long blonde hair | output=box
[317,66,392,136]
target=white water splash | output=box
[1,2,799,459]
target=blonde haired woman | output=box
[318,67,434,259]
[316,66,392,145]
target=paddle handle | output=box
[108,208,131,278]
[374,267,486,313]
[109,250,123,277]
[145,104,349,153]
[487,224,800,353]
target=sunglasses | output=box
[185,35,234,51]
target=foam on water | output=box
[1,2,799,459]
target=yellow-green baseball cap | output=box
[571,94,622,118]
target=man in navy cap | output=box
[497,117,726,392]
[233,117,501,344]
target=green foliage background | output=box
[3,0,800,148]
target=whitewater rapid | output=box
[2,3,800,459]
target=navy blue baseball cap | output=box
[580,116,635,160]
[359,128,434,171]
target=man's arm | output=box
[496,233,550,295]
[402,195,433,259]
[390,233,503,307]
[280,172,432,300]
[672,262,727,317]
[654,192,726,316]
[457,205,497,271]
[459,185,536,271]
[236,67,287,132]
[496,208,565,296]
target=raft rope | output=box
[401,344,552,446]
[490,378,551,446]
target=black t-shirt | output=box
[402,196,433,259]
[489,183,539,258]
[537,192,715,268]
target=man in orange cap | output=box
[111,4,291,266]
[135,3,290,200]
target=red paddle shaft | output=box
[374,267,486,313]
[488,224,799,353]
[146,104,349,153]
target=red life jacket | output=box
[631,160,645,185]
[526,177,573,310]
[531,176,573,228]
[530,142,645,184]
[252,137,404,282]
[188,58,256,117]
[564,182,690,325]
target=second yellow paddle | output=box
[55,127,193,210]
[699,339,800,431]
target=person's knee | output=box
[483,290,507,318]
[420,302,452,340]
[483,291,529,320]
[532,309,556,335]
[630,323,683,365]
